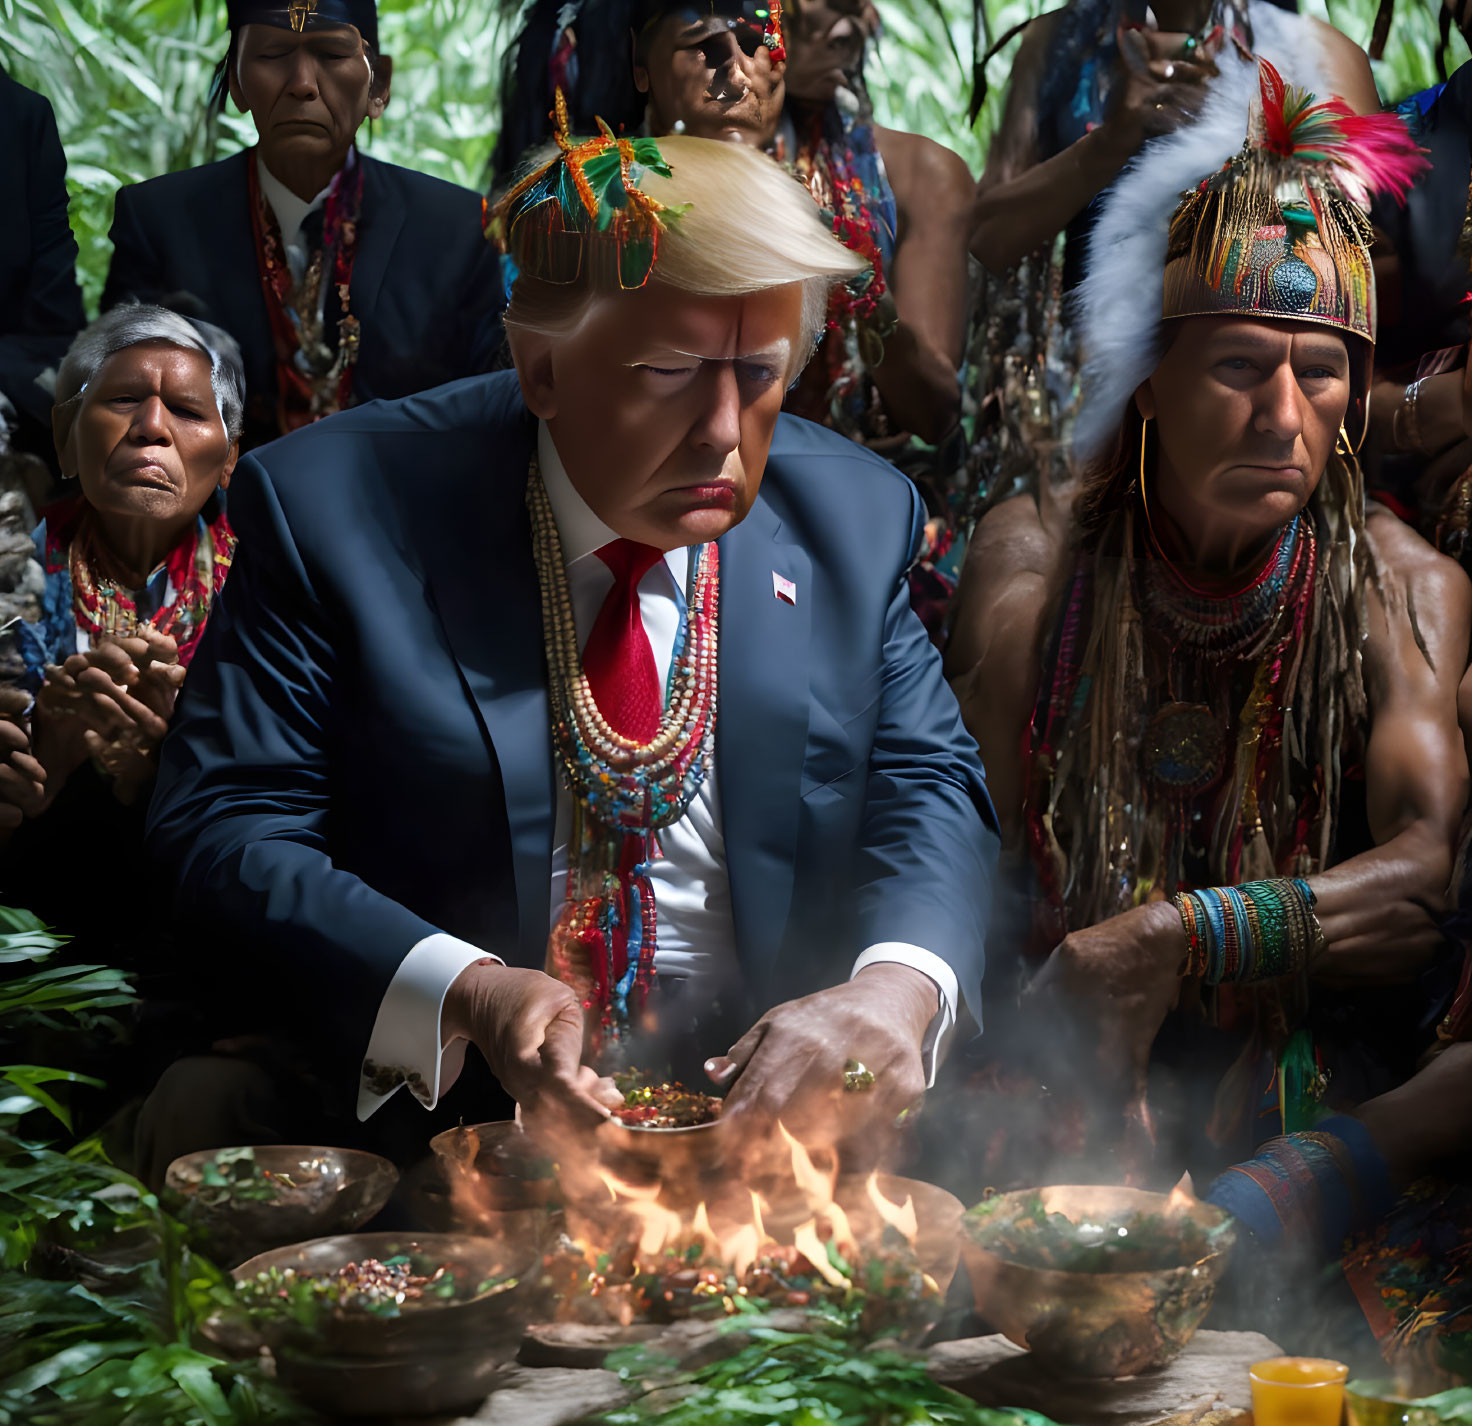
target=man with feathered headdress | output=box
[947,62,1472,1182]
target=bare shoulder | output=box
[971,489,1065,572]
[1365,506,1472,688]
[1368,507,1471,610]
[1303,17,1380,113]
[945,493,1068,679]
[873,127,975,203]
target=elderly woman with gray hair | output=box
[0,303,241,867]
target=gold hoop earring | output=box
[1137,416,1156,528]
[1334,422,1351,457]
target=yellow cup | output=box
[1250,1357,1350,1426]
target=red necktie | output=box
[582,539,665,743]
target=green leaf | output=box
[2,1337,148,1395]
[1409,1388,1472,1421]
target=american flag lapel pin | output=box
[772,570,798,605]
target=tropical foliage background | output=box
[0,0,1465,312]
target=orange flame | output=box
[865,1172,919,1241]
[778,1121,832,1201]
[594,1167,685,1257]
[792,1219,849,1289]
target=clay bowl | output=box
[231,1230,535,1416]
[429,1120,556,1211]
[960,1184,1237,1379]
[165,1145,398,1264]
[558,1115,730,1208]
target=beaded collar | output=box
[1136,514,1315,661]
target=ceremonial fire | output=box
[441,1115,948,1332]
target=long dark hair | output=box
[490,0,652,189]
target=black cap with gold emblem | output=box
[225,0,379,52]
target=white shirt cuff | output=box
[356,933,501,1121]
[850,943,958,1088]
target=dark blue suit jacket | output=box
[0,67,85,436]
[148,373,997,1104]
[102,150,504,451]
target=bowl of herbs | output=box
[228,1230,533,1415]
[961,1185,1237,1378]
[165,1145,398,1264]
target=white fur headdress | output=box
[1070,5,1331,465]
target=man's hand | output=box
[1023,900,1185,1151]
[1104,26,1220,155]
[707,964,939,1162]
[0,720,46,829]
[443,960,620,1129]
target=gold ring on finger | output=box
[842,1059,876,1092]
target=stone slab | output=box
[928,1329,1280,1426]
[463,1367,630,1426]
[519,1308,815,1371]
[519,1322,666,1369]
[369,1324,1277,1426]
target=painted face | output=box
[780,0,870,103]
[67,343,236,538]
[531,283,805,550]
[1137,316,1351,566]
[636,8,785,146]
[229,22,387,172]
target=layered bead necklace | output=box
[65,504,234,663]
[527,463,719,1058]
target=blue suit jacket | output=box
[148,372,998,1101]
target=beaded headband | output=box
[492,89,686,291]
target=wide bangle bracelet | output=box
[1172,878,1324,984]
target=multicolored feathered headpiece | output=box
[1163,61,1424,349]
[493,90,685,290]
[1073,43,1426,464]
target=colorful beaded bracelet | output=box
[1174,878,1325,983]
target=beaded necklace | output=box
[1137,514,1309,660]
[1027,504,1320,936]
[247,149,364,435]
[527,463,719,1059]
[62,502,235,665]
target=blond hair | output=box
[502,136,868,374]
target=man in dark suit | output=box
[144,131,996,1172]
[0,65,86,463]
[102,0,503,452]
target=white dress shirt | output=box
[256,153,340,286]
[356,424,957,1120]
